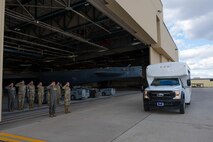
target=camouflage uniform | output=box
[27,83,35,109]
[63,83,71,113]
[15,81,26,110]
[56,83,61,104]
[47,82,57,117]
[37,83,44,107]
[5,84,16,112]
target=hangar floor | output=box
[0,88,213,142]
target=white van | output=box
[143,62,191,114]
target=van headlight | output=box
[144,90,149,99]
[173,91,181,99]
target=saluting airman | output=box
[5,83,16,112]
[15,81,26,110]
[56,82,62,104]
[27,81,35,110]
[37,82,44,107]
[62,82,71,113]
[47,81,57,117]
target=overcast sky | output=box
[161,0,213,78]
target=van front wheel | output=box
[180,99,185,114]
[143,100,150,111]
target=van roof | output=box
[147,62,190,77]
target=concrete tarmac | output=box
[1,88,213,142]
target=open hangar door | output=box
[3,0,150,85]
[1,0,155,122]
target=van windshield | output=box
[151,78,180,86]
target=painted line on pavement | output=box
[0,132,46,142]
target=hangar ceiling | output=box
[4,0,149,73]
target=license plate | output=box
[157,102,164,107]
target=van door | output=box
[184,86,191,103]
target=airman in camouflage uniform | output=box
[5,83,16,112]
[37,82,44,107]
[47,81,57,117]
[56,82,61,104]
[27,81,35,109]
[15,81,26,110]
[62,82,71,113]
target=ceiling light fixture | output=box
[98,49,108,52]
[20,64,32,67]
[68,55,78,58]
[131,41,141,46]
[44,60,54,63]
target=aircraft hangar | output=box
[0,0,178,121]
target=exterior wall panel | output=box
[150,48,160,64]
[105,0,178,63]
[150,0,163,20]
[160,23,179,61]
[111,0,158,43]
[161,55,168,62]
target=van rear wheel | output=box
[186,102,190,105]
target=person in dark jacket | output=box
[47,81,57,117]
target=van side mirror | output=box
[187,79,191,86]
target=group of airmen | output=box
[5,81,71,117]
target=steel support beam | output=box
[12,0,87,29]
[0,0,5,122]
[5,11,108,50]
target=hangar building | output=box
[0,0,178,121]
